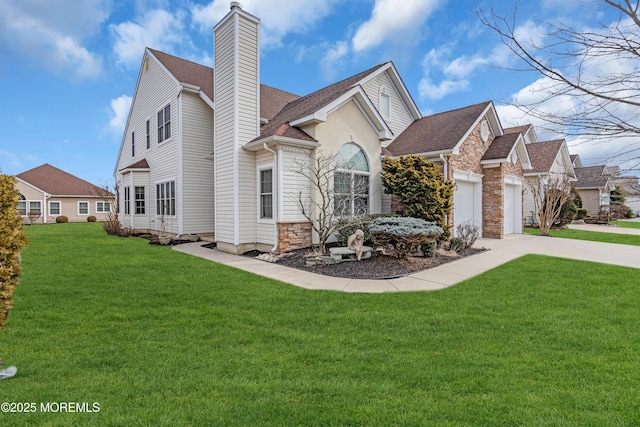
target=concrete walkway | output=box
[173,226,640,293]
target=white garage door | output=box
[504,183,522,235]
[454,181,479,235]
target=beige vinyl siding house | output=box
[15,164,113,224]
[114,3,538,255]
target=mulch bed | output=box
[242,246,487,280]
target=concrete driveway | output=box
[173,223,640,293]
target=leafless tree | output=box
[478,1,640,168]
[291,151,368,254]
[528,171,574,236]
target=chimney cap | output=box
[230,1,242,9]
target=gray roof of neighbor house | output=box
[16,164,111,197]
[482,133,520,161]
[614,176,640,195]
[574,165,610,189]
[149,48,299,123]
[386,101,492,156]
[503,124,532,135]
[525,139,565,173]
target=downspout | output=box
[263,142,278,252]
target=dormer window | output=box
[379,85,390,119]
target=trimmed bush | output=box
[87,215,97,222]
[421,241,437,257]
[334,214,386,245]
[575,208,587,220]
[56,216,69,223]
[0,174,29,330]
[449,237,465,253]
[370,217,443,259]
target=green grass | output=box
[611,220,640,229]
[2,223,640,425]
[525,227,640,246]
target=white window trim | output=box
[49,201,61,216]
[334,143,371,217]
[134,186,146,215]
[95,201,111,214]
[78,201,90,216]
[155,179,177,218]
[157,101,172,145]
[257,164,274,223]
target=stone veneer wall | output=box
[277,222,312,253]
[482,167,504,239]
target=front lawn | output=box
[1,223,640,425]
[611,219,640,229]
[525,227,640,246]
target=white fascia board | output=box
[290,85,393,141]
[356,62,422,120]
[15,177,50,198]
[515,136,532,169]
[451,102,499,154]
[119,167,150,174]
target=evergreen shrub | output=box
[370,217,443,259]
[56,216,69,223]
[0,175,28,329]
[87,215,97,222]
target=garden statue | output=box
[347,229,365,261]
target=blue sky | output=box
[0,0,634,186]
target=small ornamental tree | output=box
[610,184,626,206]
[0,174,28,330]
[381,155,453,240]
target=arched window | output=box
[334,143,370,216]
[379,85,390,119]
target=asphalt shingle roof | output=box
[525,139,564,173]
[17,164,110,197]
[386,101,492,156]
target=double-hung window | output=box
[29,201,42,215]
[156,181,175,216]
[259,168,273,219]
[78,202,89,215]
[17,194,26,216]
[49,201,61,216]
[96,201,110,213]
[157,104,171,143]
[135,186,145,214]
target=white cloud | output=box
[352,0,443,52]
[191,0,340,50]
[111,9,188,69]
[319,41,349,81]
[108,95,133,134]
[0,0,108,79]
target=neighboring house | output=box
[573,165,615,214]
[520,136,575,224]
[114,3,419,253]
[613,176,640,214]
[385,101,532,239]
[15,164,113,223]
